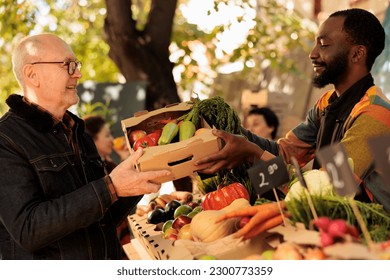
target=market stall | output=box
[123,188,390,260]
[120,98,390,260]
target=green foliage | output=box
[0,1,39,111]
[171,0,316,93]
[178,95,242,134]
[0,0,119,116]
[254,197,273,205]
[36,1,120,82]
[1,0,317,116]
[131,0,152,30]
[179,95,256,203]
[235,0,315,78]
[77,100,115,126]
[196,174,219,195]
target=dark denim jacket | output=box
[0,94,141,259]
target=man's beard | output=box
[312,50,349,88]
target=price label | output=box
[316,143,358,197]
[367,134,390,186]
[247,156,290,196]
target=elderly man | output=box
[0,33,170,259]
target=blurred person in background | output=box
[83,115,129,172]
[244,107,279,140]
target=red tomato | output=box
[133,135,157,151]
[202,182,250,210]
[128,129,147,146]
[148,129,162,143]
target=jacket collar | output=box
[6,94,85,133]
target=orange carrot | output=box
[232,204,285,238]
[216,201,286,223]
[236,214,285,240]
[214,201,286,241]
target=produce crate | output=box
[127,213,275,260]
[128,213,390,260]
[121,102,221,184]
[128,214,194,260]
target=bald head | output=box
[10,34,81,118]
[12,34,71,89]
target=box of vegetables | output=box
[121,101,222,184]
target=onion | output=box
[304,248,327,260]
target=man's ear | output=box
[351,45,366,63]
[23,64,39,87]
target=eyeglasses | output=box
[30,61,82,75]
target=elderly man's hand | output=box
[109,148,171,197]
[194,129,264,174]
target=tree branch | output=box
[103,0,180,110]
[104,0,146,79]
[145,0,178,59]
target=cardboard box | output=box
[121,102,222,184]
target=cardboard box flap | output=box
[268,223,322,246]
[175,232,274,260]
[121,101,194,134]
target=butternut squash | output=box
[190,198,251,242]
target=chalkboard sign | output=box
[316,143,358,197]
[75,81,146,138]
[367,134,390,186]
[73,81,146,164]
[247,156,290,196]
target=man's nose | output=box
[71,68,82,78]
[309,45,319,60]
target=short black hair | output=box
[82,115,107,139]
[330,8,385,71]
[247,107,279,139]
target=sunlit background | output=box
[0,0,389,138]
